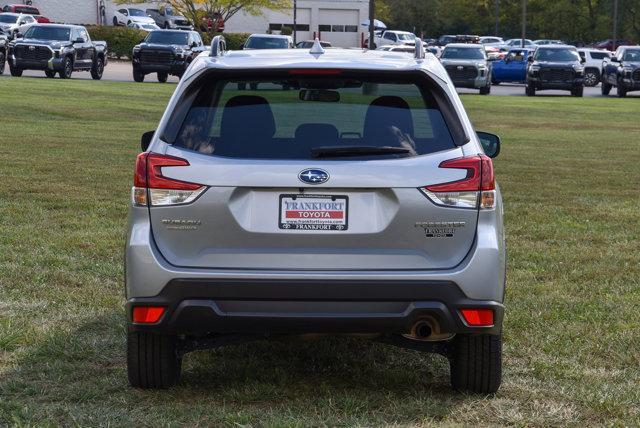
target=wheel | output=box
[617,85,627,98]
[525,84,536,96]
[0,52,5,75]
[90,56,104,80]
[127,20,132,26]
[127,331,182,389]
[583,69,599,87]
[45,70,56,78]
[164,22,170,29]
[450,334,502,394]
[59,56,73,79]
[113,16,118,26]
[571,86,584,97]
[9,62,22,77]
[157,72,168,83]
[601,80,612,95]
[249,82,258,90]
[479,85,491,95]
[133,67,145,83]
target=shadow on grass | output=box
[1,311,473,424]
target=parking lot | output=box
[9,60,638,97]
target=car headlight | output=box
[573,65,584,74]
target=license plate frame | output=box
[279,194,349,231]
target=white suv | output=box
[577,48,612,86]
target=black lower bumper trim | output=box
[127,279,504,336]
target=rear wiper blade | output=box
[311,146,411,158]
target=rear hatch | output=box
[144,69,480,271]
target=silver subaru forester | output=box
[125,38,506,393]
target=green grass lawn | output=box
[0,77,639,426]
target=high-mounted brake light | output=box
[132,306,166,324]
[288,69,342,75]
[133,153,206,207]
[421,155,496,209]
[460,308,494,327]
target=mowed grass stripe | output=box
[0,77,638,425]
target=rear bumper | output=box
[126,278,504,336]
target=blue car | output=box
[492,48,532,84]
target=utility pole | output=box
[369,0,375,49]
[495,0,500,36]
[612,0,619,51]
[293,0,297,44]
[521,0,527,47]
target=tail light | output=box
[133,153,206,207]
[460,308,494,327]
[132,306,166,324]
[421,155,495,209]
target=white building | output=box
[21,0,370,48]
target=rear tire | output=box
[127,331,182,389]
[617,84,627,98]
[525,84,535,96]
[479,85,491,95]
[45,70,56,78]
[91,57,104,80]
[133,67,145,83]
[157,72,168,83]
[0,52,5,75]
[450,333,502,394]
[571,86,584,97]
[601,80,612,95]
[113,16,118,26]
[59,57,73,79]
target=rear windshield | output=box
[24,26,70,41]
[245,37,289,49]
[163,72,464,160]
[441,47,485,60]
[145,31,188,45]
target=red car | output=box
[2,4,50,23]
[200,12,224,32]
[593,39,633,51]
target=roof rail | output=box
[210,35,226,58]
[414,37,425,60]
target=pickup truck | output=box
[146,7,193,30]
[364,30,416,49]
[0,32,6,74]
[8,24,107,79]
[601,45,640,97]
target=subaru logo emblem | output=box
[298,169,329,185]
[457,65,463,70]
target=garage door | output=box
[318,9,359,48]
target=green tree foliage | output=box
[380,0,640,43]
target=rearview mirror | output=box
[74,38,85,44]
[477,131,501,158]
[610,57,619,63]
[141,131,154,152]
[527,55,533,62]
[299,89,340,102]
[15,33,23,39]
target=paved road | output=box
[5,61,639,97]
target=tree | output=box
[118,0,291,36]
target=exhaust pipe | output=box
[410,319,434,340]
